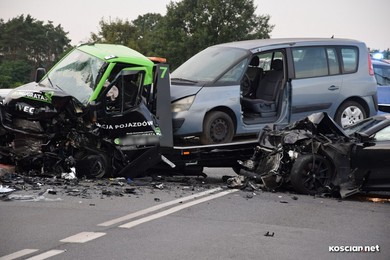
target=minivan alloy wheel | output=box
[335,101,366,128]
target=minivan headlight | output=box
[171,95,195,112]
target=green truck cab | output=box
[0,43,174,178]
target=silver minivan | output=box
[170,38,378,144]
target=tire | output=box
[75,152,110,178]
[290,154,333,195]
[335,101,366,128]
[200,111,234,144]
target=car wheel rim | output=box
[210,118,228,142]
[340,106,364,128]
[301,157,331,193]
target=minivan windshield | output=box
[171,46,248,83]
[41,49,105,105]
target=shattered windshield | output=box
[41,49,105,105]
[171,46,248,83]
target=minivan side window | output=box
[341,47,358,73]
[293,46,358,78]
[293,47,328,78]
[258,51,284,71]
[326,48,340,75]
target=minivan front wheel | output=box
[335,101,366,128]
[200,111,234,144]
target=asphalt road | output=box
[0,168,389,260]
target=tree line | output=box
[0,14,71,88]
[2,0,388,89]
[0,0,273,88]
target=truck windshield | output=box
[41,49,105,105]
[171,46,248,83]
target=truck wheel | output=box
[335,101,366,128]
[200,111,234,144]
[75,152,109,178]
[290,154,333,195]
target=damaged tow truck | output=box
[0,43,255,178]
[237,112,390,198]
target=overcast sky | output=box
[0,0,389,50]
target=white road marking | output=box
[120,189,238,229]
[2,188,234,260]
[25,250,65,260]
[0,249,38,260]
[60,232,106,243]
[98,187,223,227]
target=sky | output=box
[0,0,389,50]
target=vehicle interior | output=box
[241,50,286,125]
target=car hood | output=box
[170,84,203,102]
[4,82,72,104]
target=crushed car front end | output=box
[238,112,359,197]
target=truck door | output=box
[96,68,160,143]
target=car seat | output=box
[246,56,263,87]
[241,59,284,117]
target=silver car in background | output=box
[170,38,378,144]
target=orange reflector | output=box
[182,151,190,155]
[148,57,167,63]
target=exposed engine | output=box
[239,113,352,194]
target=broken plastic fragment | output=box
[154,183,164,189]
[226,176,246,188]
[6,194,62,202]
[61,168,76,180]
[0,185,15,194]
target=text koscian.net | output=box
[329,245,380,253]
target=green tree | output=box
[90,18,139,49]
[0,15,71,88]
[89,0,274,69]
[160,0,274,68]
[90,14,164,57]
[132,13,164,56]
[0,60,32,88]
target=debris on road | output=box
[0,185,15,194]
[0,170,223,202]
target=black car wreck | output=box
[237,112,390,198]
